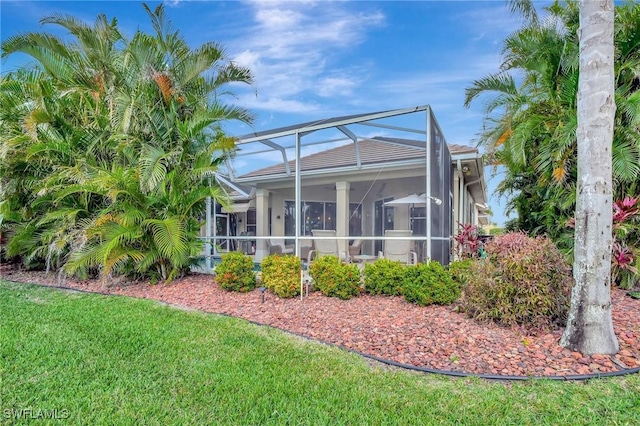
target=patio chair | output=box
[268,238,294,255]
[349,239,363,257]
[378,230,418,265]
[308,230,350,263]
[298,238,314,262]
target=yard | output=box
[1,279,639,425]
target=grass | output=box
[1,279,639,425]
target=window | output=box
[410,207,426,236]
[349,203,363,237]
[246,209,256,235]
[285,201,337,236]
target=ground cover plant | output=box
[1,280,639,425]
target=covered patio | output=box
[200,105,487,269]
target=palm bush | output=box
[0,5,253,282]
[464,1,640,247]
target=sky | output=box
[0,0,541,226]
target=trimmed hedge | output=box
[309,256,360,300]
[260,254,301,298]
[403,261,461,306]
[363,258,405,296]
[215,251,256,292]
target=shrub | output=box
[403,262,461,306]
[309,256,360,300]
[215,251,256,292]
[461,232,573,331]
[448,258,475,286]
[363,258,405,296]
[260,254,301,298]
[454,223,480,258]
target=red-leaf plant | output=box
[454,223,479,259]
[611,197,639,288]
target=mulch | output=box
[2,266,639,378]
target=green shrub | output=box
[403,262,461,306]
[260,254,301,298]
[363,258,405,296]
[309,256,360,300]
[448,258,475,286]
[461,232,573,331]
[215,251,256,292]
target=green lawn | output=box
[1,280,639,425]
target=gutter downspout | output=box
[456,159,464,227]
[463,178,482,226]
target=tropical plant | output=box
[453,223,480,259]
[611,196,640,289]
[464,0,640,246]
[0,4,253,282]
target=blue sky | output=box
[0,0,539,226]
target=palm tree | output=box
[465,0,640,244]
[560,0,618,355]
[1,4,254,282]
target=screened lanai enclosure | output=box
[199,105,487,271]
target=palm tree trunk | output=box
[560,0,619,354]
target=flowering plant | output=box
[611,196,639,289]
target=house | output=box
[203,105,488,267]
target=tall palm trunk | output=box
[560,0,618,354]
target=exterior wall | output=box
[205,159,485,265]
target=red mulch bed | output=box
[2,266,639,378]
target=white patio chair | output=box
[308,230,350,263]
[378,230,417,265]
[298,238,313,262]
[349,239,363,257]
[268,238,294,255]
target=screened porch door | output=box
[374,198,394,254]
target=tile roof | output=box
[238,137,478,179]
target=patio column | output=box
[255,188,270,261]
[336,181,350,255]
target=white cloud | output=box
[236,95,321,114]
[317,75,359,97]
[164,0,183,8]
[227,1,385,114]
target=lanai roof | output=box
[237,136,479,179]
